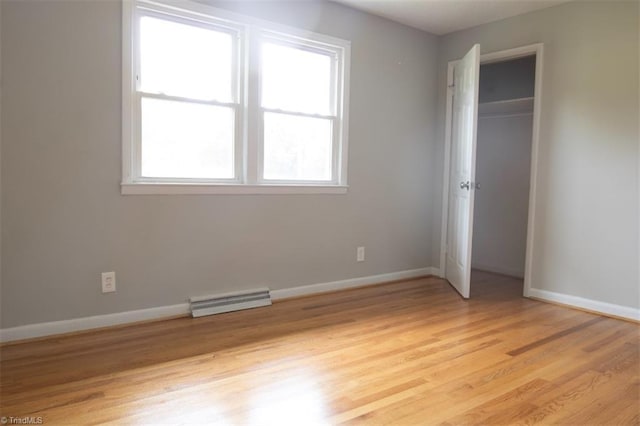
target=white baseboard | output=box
[0,267,438,343]
[528,288,640,321]
[471,262,524,279]
[0,303,190,344]
[271,267,438,300]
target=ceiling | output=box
[330,0,572,35]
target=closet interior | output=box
[471,55,536,287]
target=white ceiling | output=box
[330,0,572,35]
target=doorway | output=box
[471,55,536,295]
[439,44,543,299]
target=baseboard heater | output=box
[189,288,272,318]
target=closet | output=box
[471,56,535,281]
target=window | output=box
[122,0,350,194]
[138,16,238,180]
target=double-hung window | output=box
[122,0,350,194]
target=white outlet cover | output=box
[357,247,365,262]
[102,271,116,293]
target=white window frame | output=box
[122,0,351,195]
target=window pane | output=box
[140,16,233,102]
[263,112,332,181]
[141,97,234,179]
[261,42,332,115]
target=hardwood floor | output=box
[1,272,639,425]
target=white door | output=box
[445,44,481,298]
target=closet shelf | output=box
[478,97,534,117]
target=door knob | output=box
[460,181,470,190]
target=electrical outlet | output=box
[357,246,365,262]
[101,272,116,293]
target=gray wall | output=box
[0,0,440,327]
[2,0,638,329]
[434,0,640,308]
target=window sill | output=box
[121,182,349,195]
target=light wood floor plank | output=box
[1,271,638,425]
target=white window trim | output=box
[122,0,351,195]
